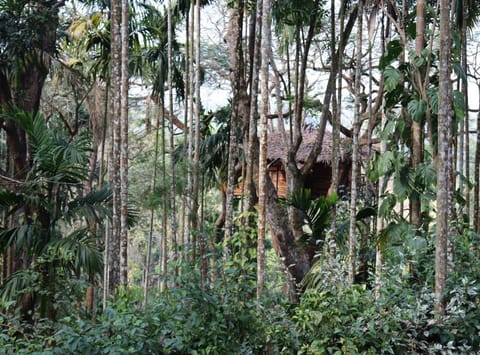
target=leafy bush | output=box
[293,255,480,354]
[50,259,297,354]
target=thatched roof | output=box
[267,129,349,165]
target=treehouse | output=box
[234,130,352,199]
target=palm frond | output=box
[287,189,337,246]
[0,268,40,304]
[46,228,103,276]
[0,223,46,256]
[65,186,112,225]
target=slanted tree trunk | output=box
[435,0,452,317]
[143,102,161,307]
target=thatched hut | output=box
[235,129,351,198]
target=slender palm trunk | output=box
[257,0,270,301]
[187,2,195,258]
[109,0,122,293]
[191,0,202,264]
[143,103,161,307]
[375,10,389,298]
[329,0,339,258]
[411,0,425,230]
[160,98,168,292]
[476,100,480,233]
[119,0,129,288]
[461,5,470,222]
[349,0,363,285]
[435,0,452,316]
[167,0,178,277]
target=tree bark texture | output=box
[119,0,129,288]
[411,0,425,230]
[435,0,452,317]
[348,0,363,285]
[224,0,245,245]
[257,0,268,301]
[109,0,122,293]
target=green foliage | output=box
[408,98,427,123]
[293,242,480,354]
[0,0,59,71]
[287,188,338,248]
[46,260,297,354]
[379,40,403,69]
[2,230,480,353]
[383,66,401,93]
[0,111,110,319]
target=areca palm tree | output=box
[0,110,110,320]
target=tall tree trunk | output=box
[199,178,208,285]
[435,0,452,317]
[329,0,340,258]
[191,0,202,264]
[224,0,245,246]
[186,2,195,259]
[246,0,262,216]
[102,80,111,309]
[143,103,161,307]
[411,0,425,230]
[257,0,269,301]
[109,0,122,294]
[348,0,363,285]
[119,0,129,288]
[375,9,389,298]
[160,98,168,292]
[181,8,190,264]
[476,98,480,233]
[461,3,470,223]
[168,0,178,277]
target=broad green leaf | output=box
[408,98,427,122]
[377,150,395,176]
[393,176,409,200]
[453,61,467,82]
[416,162,436,188]
[380,119,396,140]
[428,88,439,115]
[379,194,396,218]
[453,90,465,120]
[379,40,403,69]
[409,50,425,67]
[384,66,401,93]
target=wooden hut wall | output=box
[269,163,287,198]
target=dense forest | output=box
[1,0,480,353]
